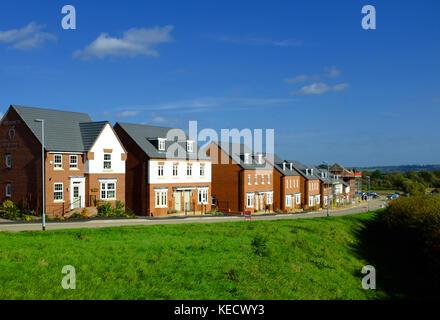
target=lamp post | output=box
[366,176,371,212]
[35,119,46,231]
[323,161,330,217]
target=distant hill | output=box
[352,164,440,173]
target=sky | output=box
[0,0,439,167]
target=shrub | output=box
[167,209,178,215]
[97,202,113,217]
[207,208,223,216]
[275,209,283,214]
[0,200,21,220]
[382,195,440,278]
[251,234,268,257]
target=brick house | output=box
[205,142,274,214]
[0,105,127,217]
[288,161,322,209]
[329,163,360,201]
[315,167,352,207]
[268,154,302,212]
[114,122,211,216]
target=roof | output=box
[115,122,210,160]
[9,105,108,152]
[267,154,299,176]
[286,160,320,180]
[214,141,272,170]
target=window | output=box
[295,193,301,205]
[261,174,264,184]
[316,195,321,205]
[211,195,216,206]
[286,195,292,207]
[54,183,63,201]
[173,164,178,176]
[267,192,273,205]
[309,196,314,206]
[268,174,270,184]
[6,183,11,197]
[6,154,11,168]
[70,155,78,169]
[155,189,168,207]
[200,164,205,176]
[104,153,112,170]
[248,174,251,185]
[186,141,194,153]
[244,153,251,164]
[255,174,258,184]
[158,138,166,151]
[324,196,328,206]
[187,164,192,176]
[158,164,164,177]
[101,182,116,199]
[54,154,62,169]
[198,188,208,204]
[290,179,292,188]
[246,193,254,208]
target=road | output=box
[0,198,385,232]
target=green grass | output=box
[0,212,395,299]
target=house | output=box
[315,167,351,207]
[287,161,322,209]
[268,154,302,212]
[329,163,361,199]
[114,122,211,216]
[205,141,274,214]
[0,105,127,217]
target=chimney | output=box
[244,153,250,164]
[283,162,286,170]
[311,168,314,175]
[290,163,293,170]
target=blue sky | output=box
[0,0,439,167]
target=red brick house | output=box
[114,122,212,216]
[0,105,127,217]
[205,142,274,214]
[287,161,322,209]
[330,163,361,200]
[268,154,302,212]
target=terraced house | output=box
[0,105,127,217]
[205,142,274,214]
[269,154,302,212]
[114,122,211,216]
[288,160,322,209]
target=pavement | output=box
[0,198,385,233]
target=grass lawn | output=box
[0,212,398,300]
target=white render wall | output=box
[85,123,126,174]
[148,160,211,184]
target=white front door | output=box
[70,178,85,209]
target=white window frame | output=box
[54,183,63,201]
[261,174,264,184]
[6,154,11,168]
[158,164,164,177]
[248,174,251,185]
[309,196,314,206]
[246,193,254,208]
[267,192,273,205]
[6,183,11,197]
[295,193,301,205]
[101,181,116,200]
[104,153,112,170]
[186,141,194,153]
[255,174,258,184]
[286,195,292,207]
[268,174,271,184]
[198,188,209,204]
[173,164,178,176]
[324,196,328,206]
[316,194,321,205]
[200,164,205,177]
[187,164,192,176]
[155,189,168,208]
[158,138,166,151]
[70,155,78,169]
[54,154,62,169]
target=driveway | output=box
[0,198,385,232]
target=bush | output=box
[0,200,21,220]
[207,208,223,216]
[97,202,113,217]
[275,209,283,214]
[167,209,178,214]
[382,195,440,277]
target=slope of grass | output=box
[0,212,389,300]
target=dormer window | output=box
[158,138,166,151]
[256,153,263,164]
[305,169,309,175]
[282,162,286,170]
[186,141,194,153]
[290,163,293,170]
[244,153,251,164]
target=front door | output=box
[255,193,259,210]
[72,182,82,209]
[260,195,264,211]
[184,191,191,211]
[174,191,181,211]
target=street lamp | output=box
[323,161,330,217]
[35,119,46,231]
[366,176,371,212]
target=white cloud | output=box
[0,22,55,49]
[103,110,142,118]
[217,36,302,47]
[293,82,349,95]
[325,66,341,78]
[74,25,174,59]
[284,74,319,84]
